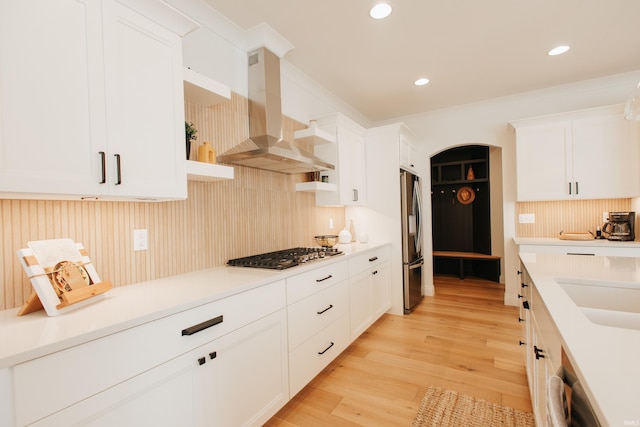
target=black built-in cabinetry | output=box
[431,145,496,280]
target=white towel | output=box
[548,375,569,427]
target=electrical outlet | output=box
[133,229,148,251]
[329,218,334,230]
[518,213,535,224]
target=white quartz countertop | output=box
[519,252,640,426]
[0,242,386,368]
[515,237,640,248]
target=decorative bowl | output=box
[314,235,339,248]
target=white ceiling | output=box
[201,0,640,122]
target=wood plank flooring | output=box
[265,275,532,426]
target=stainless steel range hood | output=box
[217,47,334,174]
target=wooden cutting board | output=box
[559,232,594,240]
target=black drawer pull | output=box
[518,317,525,322]
[518,294,523,299]
[317,304,334,315]
[369,256,378,262]
[198,357,206,366]
[519,340,525,346]
[209,351,217,360]
[566,252,595,256]
[182,315,223,336]
[316,275,332,283]
[318,341,335,355]
[521,282,528,288]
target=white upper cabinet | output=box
[101,1,187,200]
[399,131,418,173]
[0,0,195,201]
[512,104,640,201]
[0,0,107,198]
[314,113,367,206]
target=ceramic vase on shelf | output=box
[349,219,356,242]
[466,165,475,180]
[198,142,216,164]
[339,227,352,244]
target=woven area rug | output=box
[412,386,535,427]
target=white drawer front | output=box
[288,313,350,398]
[349,245,390,275]
[287,279,349,351]
[286,260,348,304]
[13,280,286,426]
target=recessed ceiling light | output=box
[414,78,430,86]
[370,3,392,19]
[548,45,570,56]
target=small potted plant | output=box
[185,121,198,160]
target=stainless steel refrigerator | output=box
[401,169,423,313]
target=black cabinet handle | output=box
[517,270,522,275]
[369,256,378,262]
[522,301,529,310]
[575,181,579,195]
[114,154,122,185]
[521,282,528,288]
[534,345,545,360]
[316,275,332,283]
[182,315,223,336]
[519,340,525,346]
[568,182,572,195]
[518,294,523,299]
[518,317,525,322]
[198,357,206,366]
[317,304,334,315]
[99,151,106,184]
[318,341,335,355]
[209,351,217,360]
[372,270,378,275]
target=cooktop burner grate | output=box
[227,247,342,270]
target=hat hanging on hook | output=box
[457,186,475,204]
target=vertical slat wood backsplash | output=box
[515,199,632,238]
[0,93,344,310]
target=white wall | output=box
[379,70,640,305]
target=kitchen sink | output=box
[556,278,640,331]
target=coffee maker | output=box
[603,212,635,241]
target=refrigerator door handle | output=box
[412,177,422,255]
[408,257,424,268]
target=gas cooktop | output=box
[227,247,343,270]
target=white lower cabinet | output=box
[349,246,391,340]
[288,314,350,397]
[10,281,288,427]
[30,346,201,427]
[32,309,288,427]
[198,309,289,427]
[519,263,562,427]
[285,260,351,398]
[3,245,394,426]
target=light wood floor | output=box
[265,275,532,426]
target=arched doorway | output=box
[429,144,501,282]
